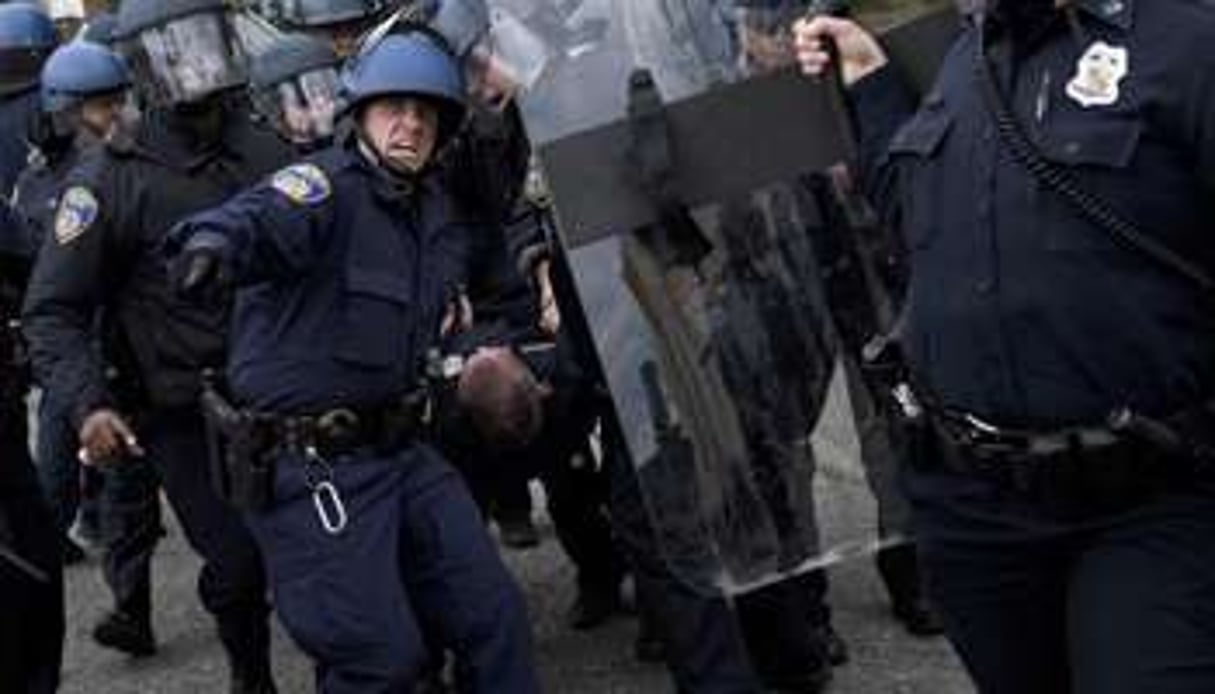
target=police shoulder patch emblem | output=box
[271,163,332,205]
[54,186,100,246]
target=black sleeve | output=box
[21,173,117,427]
[0,201,31,285]
[445,102,533,225]
[849,64,919,221]
[449,188,535,335]
[1184,30,1215,193]
[503,202,550,282]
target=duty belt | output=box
[932,408,1122,464]
[269,394,433,460]
[910,400,1215,513]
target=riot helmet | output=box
[341,29,466,143]
[115,0,247,106]
[274,0,388,57]
[360,0,548,110]
[276,0,388,29]
[250,33,341,146]
[0,3,56,97]
[41,40,132,115]
[38,40,134,144]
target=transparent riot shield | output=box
[234,8,287,58]
[484,0,956,594]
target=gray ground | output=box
[57,370,976,694]
[59,513,974,694]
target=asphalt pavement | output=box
[57,370,976,693]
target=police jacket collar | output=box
[346,132,441,205]
[1072,0,1133,30]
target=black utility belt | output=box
[931,408,1122,465]
[202,386,432,462]
[926,401,1215,467]
[261,396,433,461]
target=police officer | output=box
[797,1,1215,692]
[249,32,342,151]
[0,2,55,194]
[15,37,133,564]
[22,0,290,689]
[166,29,541,693]
[0,203,63,694]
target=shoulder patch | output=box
[271,163,332,205]
[54,187,100,246]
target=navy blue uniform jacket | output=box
[855,0,1215,425]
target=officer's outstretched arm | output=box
[21,187,115,430]
[168,163,337,287]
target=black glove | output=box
[175,246,227,303]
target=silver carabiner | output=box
[311,481,348,535]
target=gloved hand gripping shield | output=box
[261,67,340,142]
[249,32,341,144]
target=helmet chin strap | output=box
[353,128,424,204]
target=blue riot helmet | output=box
[250,33,341,146]
[35,40,134,145]
[361,0,548,111]
[41,40,132,114]
[276,0,387,28]
[0,3,56,97]
[274,0,388,57]
[341,29,467,150]
[115,0,248,106]
[361,0,484,59]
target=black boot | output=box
[497,515,541,550]
[229,665,277,694]
[814,622,849,667]
[567,582,623,630]
[92,610,156,657]
[876,543,945,637]
[227,647,276,694]
[220,608,277,694]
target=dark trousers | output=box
[246,443,539,694]
[601,413,763,694]
[103,407,271,670]
[541,443,627,596]
[34,386,102,543]
[0,403,63,694]
[908,443,1215,694]
[735,570,831,690]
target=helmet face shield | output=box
[255,66,340,144]
[126,11,245,105]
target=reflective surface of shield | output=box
[487,0,956,593]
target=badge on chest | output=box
[1066,41,1129,108]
